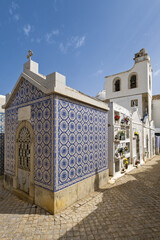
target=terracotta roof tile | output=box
[152,95,160,100]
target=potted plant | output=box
[134,131,139,136]
[115,115,120,122]
[135,159,140,167]
[124,158,128,169]
[124,146,128,152]
[121,119,125,124]
[118,147,124,155]
[124,116,129,124]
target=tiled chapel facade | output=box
[3,56,109,213]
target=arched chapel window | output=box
[130,75,137,89]
[113,79,120,92]
[18,127,31,171]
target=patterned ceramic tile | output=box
[5,78,108,193]
[31,97,54,190]
[9,79,46,108]
[0,113,5,175]
[54,95,108,191]
[5,108,18,175]
[5,79,54,190]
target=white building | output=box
[0,95,5,113]
[152,95,160,135]
[152,95,160,154]
[131,109,143,164]
[97,48,152,122]
[108,102,155,178]
[108,102,131,177]
[96,48,156,177]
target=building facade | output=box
[131,109,144,164]
[108,103,155,178]
[152,95,160,154]
[152,95,160,135]
[97,48,153,122]
[108,102,131,177]
[3,57,109,214]
[96,48,156,177]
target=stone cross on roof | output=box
[27,50,33,61]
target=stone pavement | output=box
[0,156,160,240]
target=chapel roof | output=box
[3,58,109,112]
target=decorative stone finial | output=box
[27,50,33,61]
[134,48,150,63]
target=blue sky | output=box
[1,0,160,97]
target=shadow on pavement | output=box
[58,157,160,239]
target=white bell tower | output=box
[98,48,153,121]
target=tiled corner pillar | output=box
[0,113,5,176]
[53,95,109,213]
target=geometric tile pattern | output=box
[31,97,53,190]
[54,95,108,191]
[9,79,46,108]
[0,113,5,175]
[5,78,48,179]
[5,108,18,176]
[5,78,108,193]
[5,79,53,191]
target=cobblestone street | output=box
[0,156,160,240]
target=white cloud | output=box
[53,0,58,12]
[36,38,41,43]
[13,14,19,21]
[59,43,66,53]
[9,2,19,21]
[154,69,160,77]
[9,2,19,14]
[59,41,72,54]
[11,2,19,10]
[31,38,41,43]
[46,29,59,43]
[59,35,86,54]
[75,36,86,48]
[23,24,31,36]
[9,8,13,15]
[93,69,103,76]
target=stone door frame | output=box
[14,120,35,201]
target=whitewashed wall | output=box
[111,95,143,118]
[104,61,151,100]
[0,95,5,113]
[152,99,160,129]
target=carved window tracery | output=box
[18,127,31,171]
